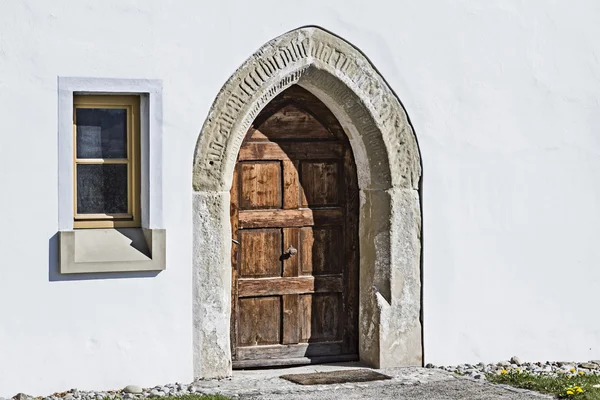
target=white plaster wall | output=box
[1,0,600,395]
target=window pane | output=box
[76,108,127,159]
[77,164,128,214]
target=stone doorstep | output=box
[189,364,455,396]
[187,365,551,399]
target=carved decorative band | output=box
[196,28,414,188]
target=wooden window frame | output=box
[73,95,141,229]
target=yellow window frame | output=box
[73,95,141,229]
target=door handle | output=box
[232,239,240,245]
[283,245,298,258]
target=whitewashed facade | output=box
[1,0,600,396]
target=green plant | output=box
[488,369,600,399]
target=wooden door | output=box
[230,85,359,368]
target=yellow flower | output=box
[567,389,574,395]
[577,387,583,393]
[501,369,507,375]
[570,368,577,373]
[579,371,585,375]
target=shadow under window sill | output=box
[56,228,166,275]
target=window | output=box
[58,79,165,274]
[73,95,141,228]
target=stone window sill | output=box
[59,228,166,274]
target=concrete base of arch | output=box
[192,27,422,378]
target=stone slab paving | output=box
[240,379,552,400]
[190,363,551,399]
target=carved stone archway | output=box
[192,26,422,378]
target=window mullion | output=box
[75,158,129,165]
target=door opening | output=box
[230,85,359,368]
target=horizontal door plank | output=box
[238,276,342,297]
[233,354,358,369]
[239,208,342,229]
[235,341,344,361]
[238,142,343,161]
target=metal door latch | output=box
[284,245,298,257]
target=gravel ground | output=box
[4,361,557,400]
[431,357,600,380]
[11,358,600,400]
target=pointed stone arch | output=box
[192,26,422,378]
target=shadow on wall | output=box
[48,233,160,282]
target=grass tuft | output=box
[488,369,600,399]
[99,395,230,400]
[167,396,230,400]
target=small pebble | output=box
[124,385,143,395]
[510,356,522,366]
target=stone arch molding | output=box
[192,26,422,378]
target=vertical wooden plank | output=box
[342,147,359,354]
[240,162,282,210]
[299,294,312,343]
[230,163,240,357]
[300,161,339,206]
[282,294,300,344]
[283,228,299,277]
[298,162,308,209]
[240,229,282,277]
[310,293,340,341]
[238,297,281,346]
[311,227,341,275]
[283,160,300,209]
[300,227,313,276]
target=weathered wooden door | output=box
[230,85,359,368]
